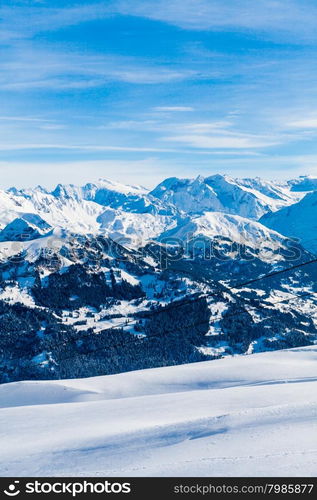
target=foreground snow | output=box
[0,347,316,477]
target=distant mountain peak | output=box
[288,175,317,192]
[0,213,52,242]
[151,174,298,219]
[95,178,148,194]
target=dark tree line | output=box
[32,264,144,310]
[0,296,212,383]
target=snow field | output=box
[0,346,316,476]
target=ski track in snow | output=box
[0,346,316,477]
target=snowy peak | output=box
[51,183,83,201]
[288,175,317,192]
[150,176,222,215]
[93,178,148,195]
[150,174,298,219]
[8,185,49,197]
[81,178,148,208]
[231,176,295,202]
[0,213,52,242]
[50,178,173,216]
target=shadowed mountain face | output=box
[0,174,316,383]
[260,190,317,254]
[0,213,52,242]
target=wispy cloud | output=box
[0,45,198,90]
[101,119,231,133]
[3,1,317,43]
[97,120,160,130]
[116,0,317,42]
[0,143,179,153]
[39,124,66,131]
[0,115,52,122]
[162,133,279,149]
[152,106,194,112]
[178,122,234,133]
[0,3,114,41]
[287,118,317,129]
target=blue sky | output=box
[1,0,317,188]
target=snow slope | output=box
[0,346,316,477]
[159,211,287,259]
[97,208,176,247]
[260,191,317,253]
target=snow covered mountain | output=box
[1,179,177,244]
[0,173,316,385]
[288,175,317,192]
[1,346,316,476]
[260,190,317,253]
[159,211,287,260]
[0,224,316,383]
[150,174,300,219]
[97,208,176,247]
[0,213,52,242]
[0,174,306,249]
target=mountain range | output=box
[0,174,311,245]
[0,173,316,383]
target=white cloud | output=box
[116,0,317,41]
[0,45,198,89]
[0,143,178,153]
[179,122,233,133]
[103,120,234,134]
[287,119,317,129]
[163,133,278,149]
[2,0,317,48]
[0,3,114,41]
[0,115,51,122]
[39,124,66,131]
[152,106,194,112]
[98,120,160,130]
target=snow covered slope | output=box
[0,346,316,477]
[260,191,317,254]
[159,211,287,259]
[97,208,176,247]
